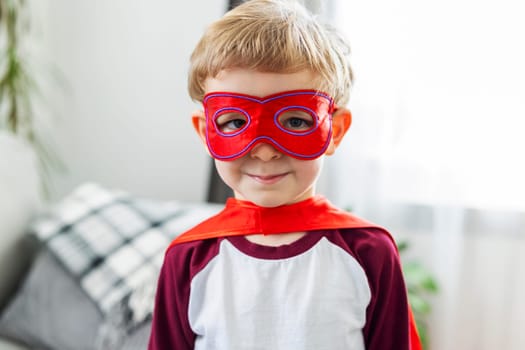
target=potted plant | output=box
[1,0,64,197]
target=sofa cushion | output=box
[0,249,102,350]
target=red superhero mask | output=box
[202,89,335,160]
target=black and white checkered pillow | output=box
[30,183,221,329]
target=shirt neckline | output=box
[226,231,325,260]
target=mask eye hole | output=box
[276,109,316,134]
[215,111,248,134]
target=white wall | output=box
[34,0,227,203]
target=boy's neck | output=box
[244,231,307,247]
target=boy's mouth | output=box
[248,173,289,184]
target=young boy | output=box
[149,0,422,349]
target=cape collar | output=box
[169,195,387,247]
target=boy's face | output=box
[193,69,350,207]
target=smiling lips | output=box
[248,173,289,184]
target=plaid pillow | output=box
[30,183,221,331]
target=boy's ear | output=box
[191,110,211,155]
[325,107,352,156]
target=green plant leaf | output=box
[397,240,409,252]
[1,0,65,199]
[408,292,432,314]
[403,261,439,293]
[398,238,439,349]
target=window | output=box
[330,0,525,211]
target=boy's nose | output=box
[249,142,282,161]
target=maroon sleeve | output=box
[148,239,221,350]
[148,245,195,350]
[329,228,411,350]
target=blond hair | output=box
[188,0,353,106]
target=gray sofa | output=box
[0,183,220,350]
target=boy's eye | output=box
[278,110,315,132]
[216,112,248,133]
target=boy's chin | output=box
[236,191,311,208]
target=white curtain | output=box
[314,0,525,349]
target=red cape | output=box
[169,195,387,246]
[168,195,422,350]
